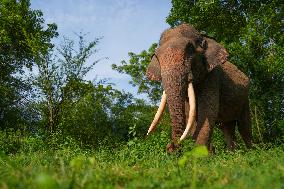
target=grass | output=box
[0,132,283,189]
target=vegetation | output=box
[0,0,283,188]
[0,0,57,129]
[0,131,283,189]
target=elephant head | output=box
[146,24,228,148]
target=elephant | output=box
[146,24,252,152]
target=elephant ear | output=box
[203,37,228,71]
[146,55,162,81]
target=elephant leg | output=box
[193,71,220,150]
[194,116,217,150]
[237,100,252,148]
[220,121,237,150]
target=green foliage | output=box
[0,130,21,154]
[30,32,150,146]
[178,146,209,189]
[0,0,57,129]
[35,174,58,189]
[167,0,246,43]
[112,43,163,103]
[0,132,283,189]
[178,146,209,167]
[0,129,45,154]
[58,83,136,148]
[111,100,161,140]
[0,0,57,68]
[33,34,101,133]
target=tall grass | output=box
[0,130,283,189]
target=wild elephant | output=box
[146,24,252,152]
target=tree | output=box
[112,43,163,104]
[32,33,142,147]
[33,34,101,133]
[0,0,57,129]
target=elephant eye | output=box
[186,44,195,55]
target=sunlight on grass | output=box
[0,136,283,189]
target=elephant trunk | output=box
[160,71,196,144]
[149,45,196,145]
[162,73,188,143]
[147,84,196,140]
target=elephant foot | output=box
[166,142,181,153]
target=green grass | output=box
[0,133,283,189]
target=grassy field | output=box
[0,132,283,189]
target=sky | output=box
[31,0,172,96]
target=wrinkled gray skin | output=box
[146,24,252,152]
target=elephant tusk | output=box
[180,83,196,141]
[147,91,167,135]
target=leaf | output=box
[178,156,188,167]
[190,146,209,158]
[70,156,84,169]
[35,173,58,189]
[127,140,135,146]
[178,146,209,167]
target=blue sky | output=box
[31,0,171,96]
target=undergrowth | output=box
[0,130,283,189]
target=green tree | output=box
[112,43,163,104]
[0,0,57,129]
[33,34,100,133]
[58,83,136,147]
[33,34,137,146]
